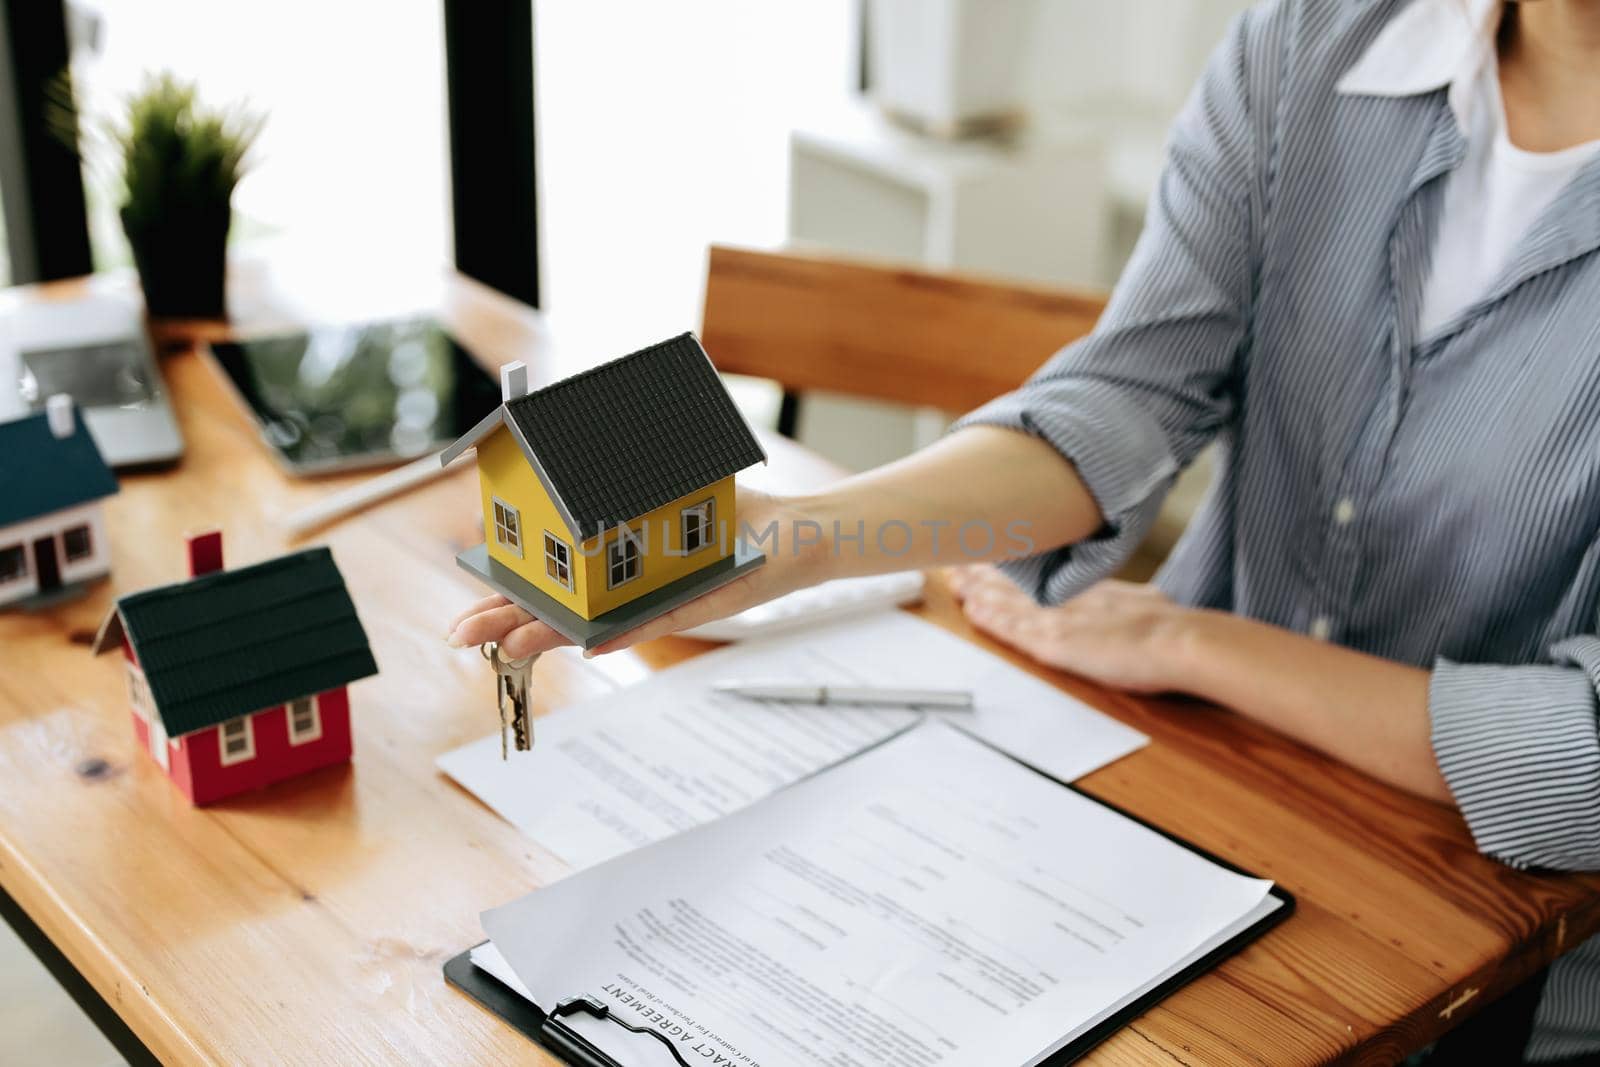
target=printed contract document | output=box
[440,612,1147,871]
[479,722,1275,1067]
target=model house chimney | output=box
[500,361,528,403]
[46,394,74,439]
[186,529,225,578]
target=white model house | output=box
[0,395,118,608]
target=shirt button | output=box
[1310,616,1332,640]
[1333,498,1356,525]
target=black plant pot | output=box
[122,200,232,320]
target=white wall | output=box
[68,0,451,272]
[0,502,112,606]
[533,0,859,364]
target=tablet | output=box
[206,318,503,475]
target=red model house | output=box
[92,531,378,805]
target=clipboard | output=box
[444,732,1297,1066]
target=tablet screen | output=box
[208,318,503,473]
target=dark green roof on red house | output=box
[92,547,377,736]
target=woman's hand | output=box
[949,566,1199,694]
[445,488,832,659]
[952,564,1452,802]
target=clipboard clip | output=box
[546,995,694,1067]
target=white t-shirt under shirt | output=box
[1420,47,1600,338]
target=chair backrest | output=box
[700,244,1107,414]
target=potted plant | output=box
[108,74,263,319]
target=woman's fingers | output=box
[447,602,535,648]
[963,592,1033,638]
[447,594,510,635]
[443,597,571,658]
[499,618,572,660]
[956,578,1184,692]
[954,566,1047,641]
[947,563,1005,599]
[961,582,1036,620]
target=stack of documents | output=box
[438,612,1150,871]
[465,722,1287,1066]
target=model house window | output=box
[608,530,641,589]
[681,499,715,554]
[62,524,93,562]
[492,497,523,558]
[287,696,322,745]
[544,532,573,590]
[218,716,256,766]
[0,544,25,583]
[126,665,153,717]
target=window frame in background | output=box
[0,7,542,1065]
[0,0,94,284]
[0,0,540,305]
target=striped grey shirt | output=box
[959,0,1600,1059]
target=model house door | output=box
[31,536,60,592]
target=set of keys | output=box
[481,643,540,759]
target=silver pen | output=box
[712,681,975,710]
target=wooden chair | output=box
[699,244,1107,435]
[699,244,1198,578]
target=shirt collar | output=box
[1336,0,1500,122]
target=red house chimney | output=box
[186,529,224,578]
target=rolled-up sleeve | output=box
[954,3,1282,604]
[1431,635,1600,871]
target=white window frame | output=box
[681,498,715,555]
[218,716,256,766]
[126,664,171,769]
[287,695,323,746]
[61,523,93,562]
[607,527,642,590]
[492,496,524,559]
[126,663,150,719]
[543,531,574,591]
[0,543,26,585]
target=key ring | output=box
[480,646,537,671]
[481,643,537,673]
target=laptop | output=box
[0,293,184,467]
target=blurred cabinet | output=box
[784,102,1108,470]
[789,102,1108,286]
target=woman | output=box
[451,0,1600,1060]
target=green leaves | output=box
[108,73,264,232]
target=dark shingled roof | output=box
[0,407,118,527]
[113,547,377,737]
[504,332,765,541]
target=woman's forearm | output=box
[785,425,1104,580]
[1178,611,1452,803]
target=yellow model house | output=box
[441,332,767,649]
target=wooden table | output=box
[2,266,1598,1066]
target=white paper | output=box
[483,722,1271,1067]
[439,611,1148,870]
[468,896,1289,1063]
